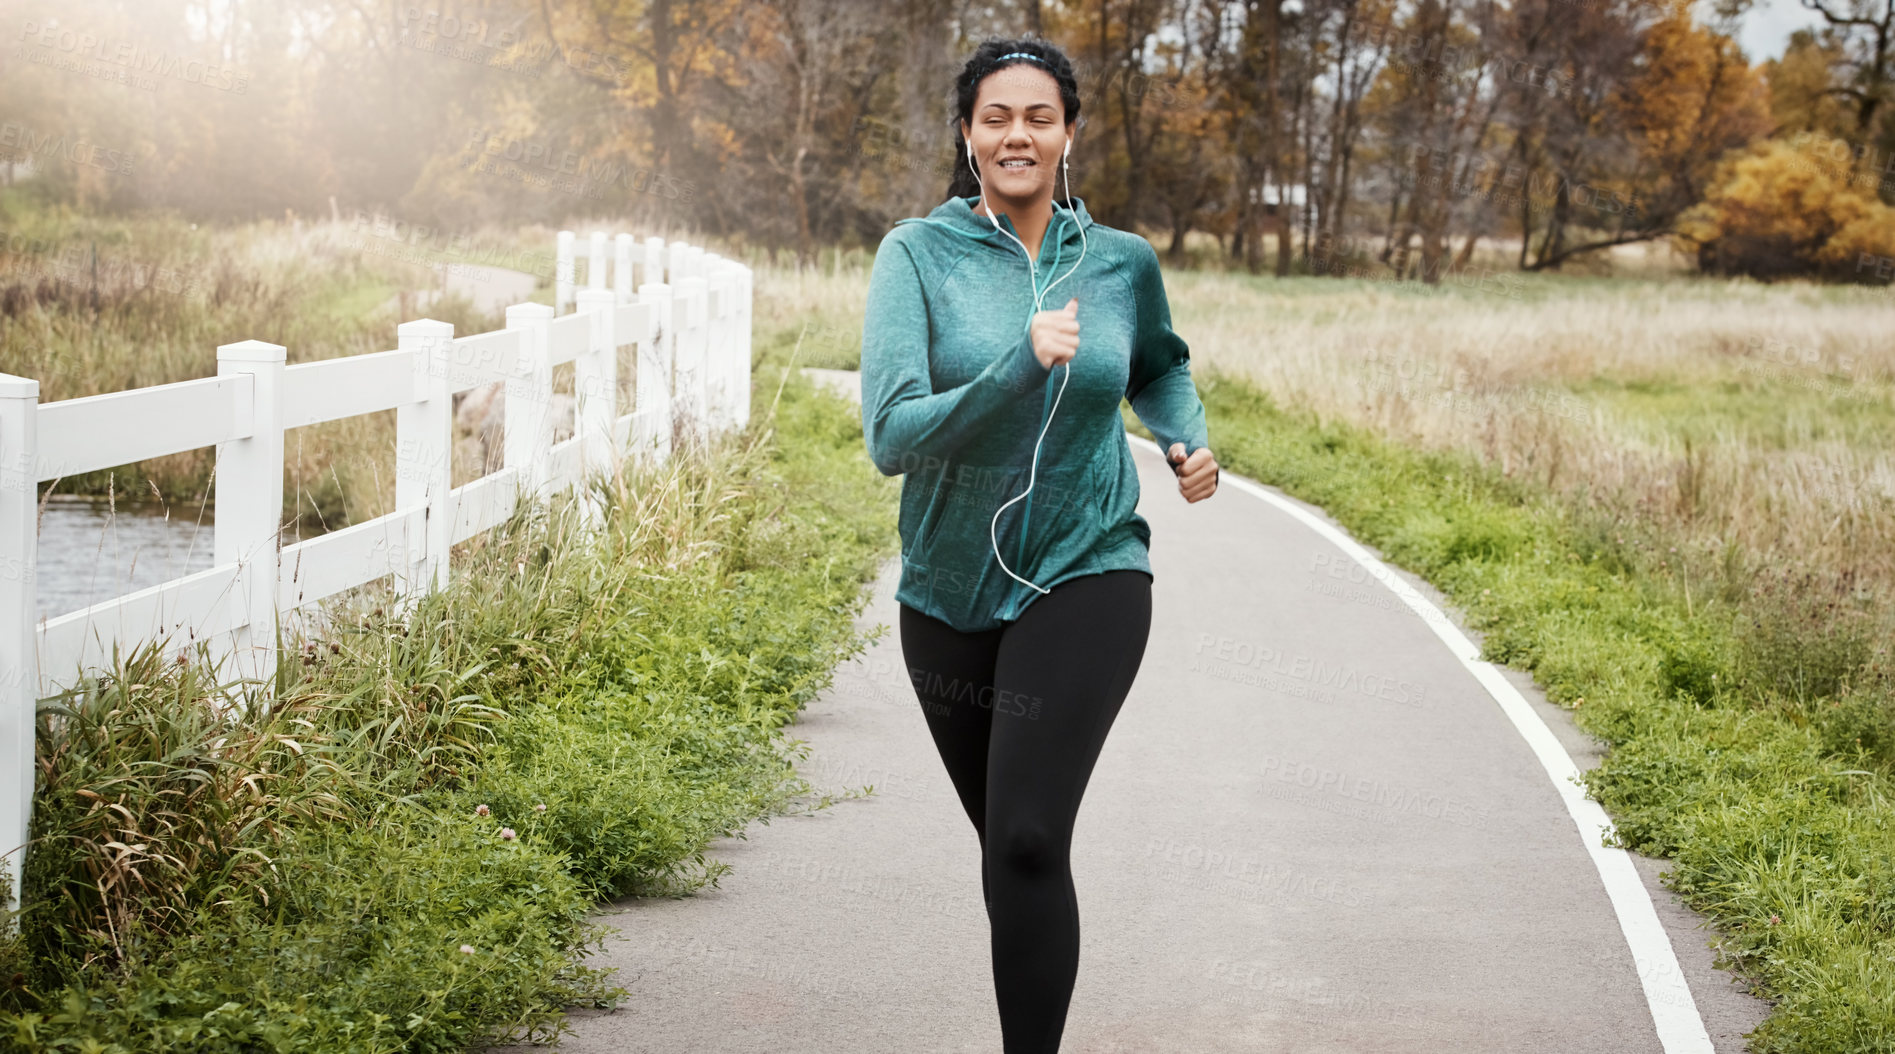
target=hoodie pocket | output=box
[1089,446,1139,537]
[913,470,955,557]
[1086,457,1112,531]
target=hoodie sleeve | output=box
[1125,237,1210,457]
[860,230,1047,476]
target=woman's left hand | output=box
[1166,443,1220,503]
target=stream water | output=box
[34,499,215,620]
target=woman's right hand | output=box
[1030,298,1079,371]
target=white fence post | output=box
[614,233,635,301]
[575,288,618,528]
[667,240,690,287]
[588,230,608,291]
[555,230,575,315]
[394,318,455,610]
[736,263,753,431]
[503,303,555,505]
[675,276,707,450]
[644,236,666,286]
[719,259,740,432]
[707,262,731,433]
[637,280,673,467]
[212,340,286,701]
[0,373,39,920]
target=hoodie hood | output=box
[895,194,1094,260]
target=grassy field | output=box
[0,194,580,533]
[762,248,1895,1053]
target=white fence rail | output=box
[0,229,754,914]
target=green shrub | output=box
[2,347,896,1050]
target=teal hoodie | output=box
[859,193,1210,633]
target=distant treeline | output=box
[0,0,1890,281]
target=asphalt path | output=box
[490,367,1771,1053]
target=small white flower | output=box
[460,944,476,955]
[475,804,490,817]
[500,827,517,841]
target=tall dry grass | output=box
[1175,272,1892,561]
[0,203,542,532]
[754,242,1895,657]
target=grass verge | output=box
[0,353,896,1051]
[1156,367,1893,1054]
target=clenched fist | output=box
[1030,297,1079,371]
[1168,443,1220,503]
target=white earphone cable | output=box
[966,136,1088,595]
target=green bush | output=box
[2,351,896,1051]
[6,815,605,1053]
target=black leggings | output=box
[898,569,1153,1054]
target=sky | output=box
[1224,0,1830,68]
[1728,0,1831,61]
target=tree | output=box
[1676,132,1895,278]
[1796,0,1894,141]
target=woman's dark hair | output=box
[945,38,1083,202]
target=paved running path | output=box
[495,368,1770,1053]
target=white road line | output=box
[1130,435,1716,1054]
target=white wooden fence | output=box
[0,229,754,915]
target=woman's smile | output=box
[990,149,1046,189]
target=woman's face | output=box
[961,65,1071,206]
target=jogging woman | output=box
[857,37,1220,1053]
